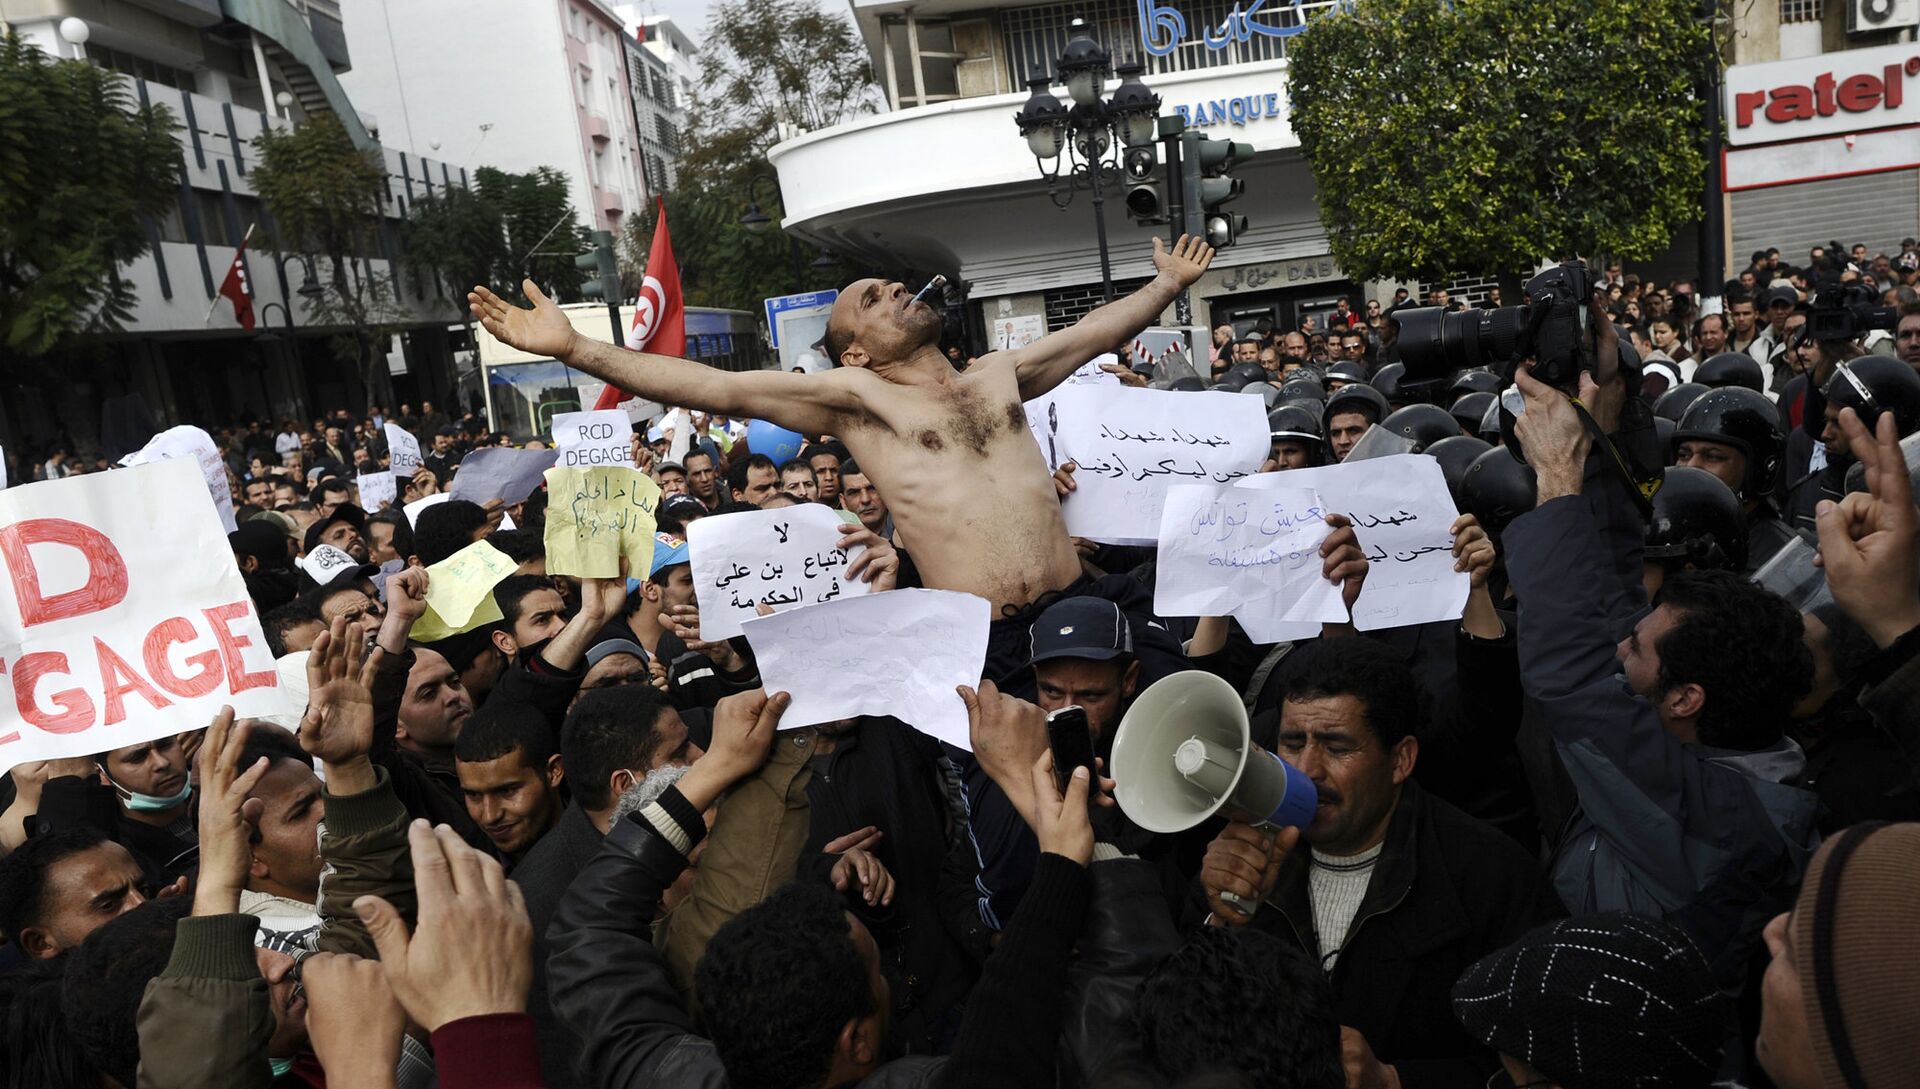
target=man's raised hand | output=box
[1816,408,1920,647]
[468,280,578,360]
[302,617,380,790]
[1152,234,1215,289]
[194,707,269,917]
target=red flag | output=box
[213,226,256,330]
[594,198,684,410]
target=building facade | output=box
[2,0,473,456]
[336,0,649,232]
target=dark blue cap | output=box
[1028,596,1133,666]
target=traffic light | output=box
[1180,133,1252,248]
[1123,145,1164,225]
[575,229,620,300]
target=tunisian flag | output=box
[212,222,256,330]
[593,199,684,410]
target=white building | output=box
[612,10,697,194]
[1,0,473,452]
[771,0,1370,343]
[336,0,650,232]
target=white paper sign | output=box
[1244,455,1469,631]
[0,460,285,772]
[552,410,635,469]
[123,426,238,533]
[1055,387,1270,544]
[687,505,871,641]
[404,491,450,528]
[356,472,397,512]
[1154,483,1348,639]
[385,424,423,476]
[449,448,558,506]
[297,543,361,585]
[742,589,990,750]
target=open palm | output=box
[468,279,577,358]
[301,621,379,766]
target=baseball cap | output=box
[660,494,707,523]
[648,532,690,579]
[1762,285,1800,309]
[1027,596,1134,666]
[302,503,368,553]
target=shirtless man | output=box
[471,236,1362,682]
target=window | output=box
[578,67,591,106]
[568,6,584,39]
[85,44,198,93]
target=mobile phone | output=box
[1045,705,1097,795]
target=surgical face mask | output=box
[108,770,192,812]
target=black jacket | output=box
[1249,780,1562,1089]
[547,788,1090,1088]
[34,777,197,887]
[510,802,604,1089]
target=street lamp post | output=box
[740,173,811,292]
[1012,20,1159,304]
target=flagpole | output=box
[204,221,258,324]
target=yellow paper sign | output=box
[543,465,660,579]
[410,539,517,643]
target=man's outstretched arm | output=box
[470,279,857,435]
[1007,235,1214,401]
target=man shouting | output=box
[472,237,1216,682]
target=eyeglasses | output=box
[1487,1070,1555,1089]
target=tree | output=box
[619,0,877,311]
[252,115,410,410]
[406,166,591,304]
[0,34,179,354]
[1285,0,1710,285]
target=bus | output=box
[474,303,767,442]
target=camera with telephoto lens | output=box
[1391,262,1598,390]
[1806,281,1898,343]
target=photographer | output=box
[1502,305,1820,990]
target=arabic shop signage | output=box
[1216,256,1342,291]
[1136,0,1320,56]
[1175,90,1285,129]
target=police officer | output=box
[1266,405,1327,471]
[1787,355,1920,532]
[1322,384,1391,463]
[1642,467,1749,599]
[1672,387,1798,571]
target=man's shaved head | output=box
[825,278,943,370]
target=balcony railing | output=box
[1001,0,1345,85]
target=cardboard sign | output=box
[448,448,558,506]
[742,589,989,750]
[386,424,423,476]
[687,504,872,640]
[1055,386,1270,544]
[543,466,660,578]
[356,472,397,512]
[0,460,284,772]
[410,540,517,643]
[552,410,636,469]
[122,425,238,533]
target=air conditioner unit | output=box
[1849,0,1920,34]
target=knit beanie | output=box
[1790,821,1920,1089]
[1451,913,1732,1089]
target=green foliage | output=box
[406,166,591,304]
[0,34,179,354]
[618,184,855,311]
[252,115,408,405]
[1285,0,1711,282]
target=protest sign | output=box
[0,460,284,773]
[403,492,450,528]
[385,424,423,476]
[296,544,362,586]
[122,425,238,533]
[543,466,659,578]
[687,504,872,640]
[742,589,989,751]
[449,447,558,506]
[1153,483,1347,637]
[1243,455,1469,631]
[410,539,517,643]
[552,410,635,469]
[356,471,397,512]
[1055,387,1269,544]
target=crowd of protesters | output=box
[0,230,1918,1089]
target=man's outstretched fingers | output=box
[355,893,409,963]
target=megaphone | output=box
[1111,671,1317,911]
